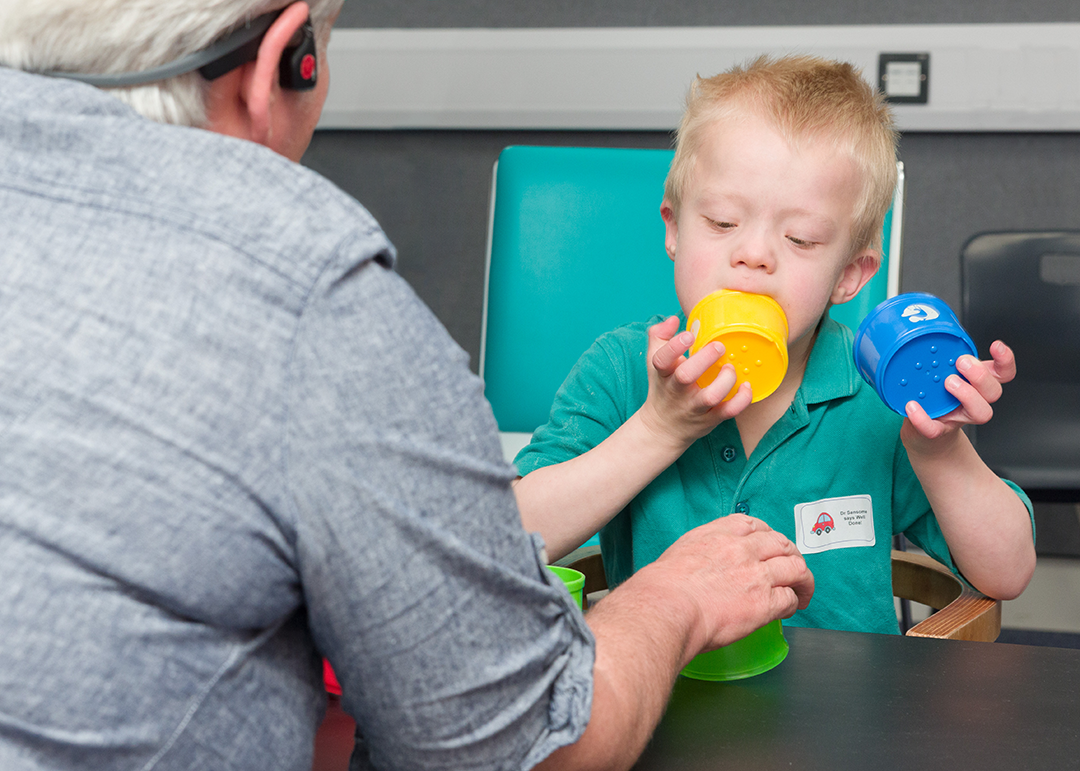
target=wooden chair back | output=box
[555,545,1002,642]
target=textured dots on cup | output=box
[885,336,970,411]
[687,290,789,403]
[853,293,977,418]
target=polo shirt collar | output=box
[798,316,862,405]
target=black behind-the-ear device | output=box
[39,8,316,91]
[278,20,317,90]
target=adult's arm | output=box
[288,255,596,770]
[535,514,814,771]
[286,240,810,770]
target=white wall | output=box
[321,23,1080,132]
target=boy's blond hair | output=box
[664,54,899,261]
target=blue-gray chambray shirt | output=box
[0,67,593,770]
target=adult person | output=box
[0,3,814,770]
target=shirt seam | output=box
[277,232,390,550]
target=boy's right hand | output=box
[639,316,753,448]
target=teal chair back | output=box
[480,145,903,436]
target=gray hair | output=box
[0,0,344,127]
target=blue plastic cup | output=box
[853,292,977,418]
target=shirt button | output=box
[734,501,750,514]
[721,446,737,462]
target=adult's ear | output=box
[204,2,311,150]
[830,247,879,306]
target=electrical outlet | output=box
[878,52,930,104]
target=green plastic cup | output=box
[547,565,586,609]
[681,619,789,681]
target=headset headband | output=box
[41,9,283,88]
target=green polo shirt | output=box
[516,316,1033,634]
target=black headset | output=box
[41,8,317,91]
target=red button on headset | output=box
[300,53,316,81]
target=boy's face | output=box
[661,109,877,363]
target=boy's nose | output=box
[730,233,776,272]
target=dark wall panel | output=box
[337,0,1080,29]
[899,133,1080,308]
[309,1,1080,370]
[303,131,675,368]
[304,129,1080,370]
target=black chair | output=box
[961,231,1080,498]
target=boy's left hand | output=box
[902,340,1016,445]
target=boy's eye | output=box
[787,235,817,248]
[706,218,736,230]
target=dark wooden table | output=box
[314,625,1080,770]
[635,625,1080,770]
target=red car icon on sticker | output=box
[812,513,834,536]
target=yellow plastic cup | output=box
[686,290,788,402]
[547,565,586,609]
[681,619,789,681]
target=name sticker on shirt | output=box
[794,495,876,554]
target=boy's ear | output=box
[660,201,678,262]
[830,247,879,306]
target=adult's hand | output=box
[642,513,813,659]
[534,515,812,771]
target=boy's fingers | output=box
[673,342,725,385]
[945,374,993,423]
[646,315,682,345]
[987,340,1017,384]
[651,330,696,374]
[701,376,749,411]
[955,356,1003,405]
[648,316,692,375]
[904,400,947,438]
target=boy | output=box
[512,55,1035,634]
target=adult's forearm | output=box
[531,573,696,771]
[530,515,813,770]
